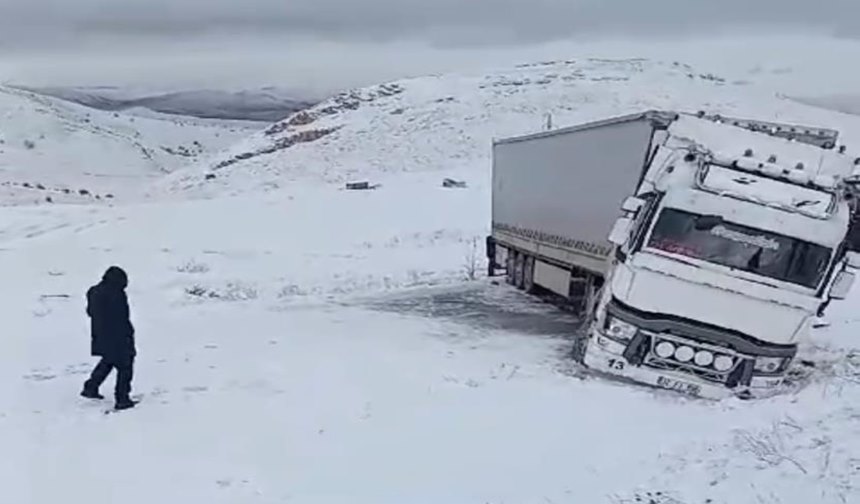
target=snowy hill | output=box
[23,85,315,122]
[0,85,256,205]
[2,53,860,504]
[160,57,860,197]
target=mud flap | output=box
[485,236,496,276]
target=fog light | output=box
[606,317,638,341]
[714,355,734,372]
[754,356,786,373]
[674,346,695,362]
[694,350,714,367]
[655,341,675,358]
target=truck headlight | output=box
[605,316,638,341]
[754,356,787,374]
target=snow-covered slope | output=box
[0,85,256,205]
[160,57,860,197]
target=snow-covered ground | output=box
[2,173,859,503]
[2,52,860,503]
[0,85,257,205]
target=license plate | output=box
[656,375,701,397]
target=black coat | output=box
[86,266,136,359]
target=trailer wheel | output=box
[523,255,535,293]
[505,251,516,285]
[514,252,526,289]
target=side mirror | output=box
[829,270,855,300]
[846,251,860,269]
[621,196,645,214]
[608,217,633,246]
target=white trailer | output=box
[487,110,860,399]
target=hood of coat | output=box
[101,266,128,290]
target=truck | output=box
[485,110,860,399]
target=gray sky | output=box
[0,0,856,47]
[0,1,858,96]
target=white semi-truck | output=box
[486,110,860,399]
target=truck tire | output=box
[505,251,516,285]
[523,255,535,293]
[514,252,526,289]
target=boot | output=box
[81,388,105,400]
[114,398,137,411]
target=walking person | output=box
[81,266,138,410]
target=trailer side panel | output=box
[491,114,661,275]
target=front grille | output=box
[639,331,749,385]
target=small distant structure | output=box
[442,178,467,188]
[345,181,380,190]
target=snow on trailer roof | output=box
[492,108,857,187]
[492,110,678,145]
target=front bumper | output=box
[583,330,787,400]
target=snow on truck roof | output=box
[668,114,855,182]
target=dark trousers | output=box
[84,356,134,400]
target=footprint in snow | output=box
[64,363,91,376]
[149,387,169,398]
[23,372,57,381]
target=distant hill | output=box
[18,86,317,123]
[0,84,254,205]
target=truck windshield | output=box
[646,208,831,289]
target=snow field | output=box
[2,52,860,503]
[0,170,858,503]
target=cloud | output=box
[0,1,857,98]
[0,0,856,47]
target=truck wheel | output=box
[505,252,516,285]
[514,252,526,289]
[523,256,535,293]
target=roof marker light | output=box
[814,174,837,189]
[787,169,810,185]
[761,164,782,178]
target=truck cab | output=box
[586,115,859,398]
